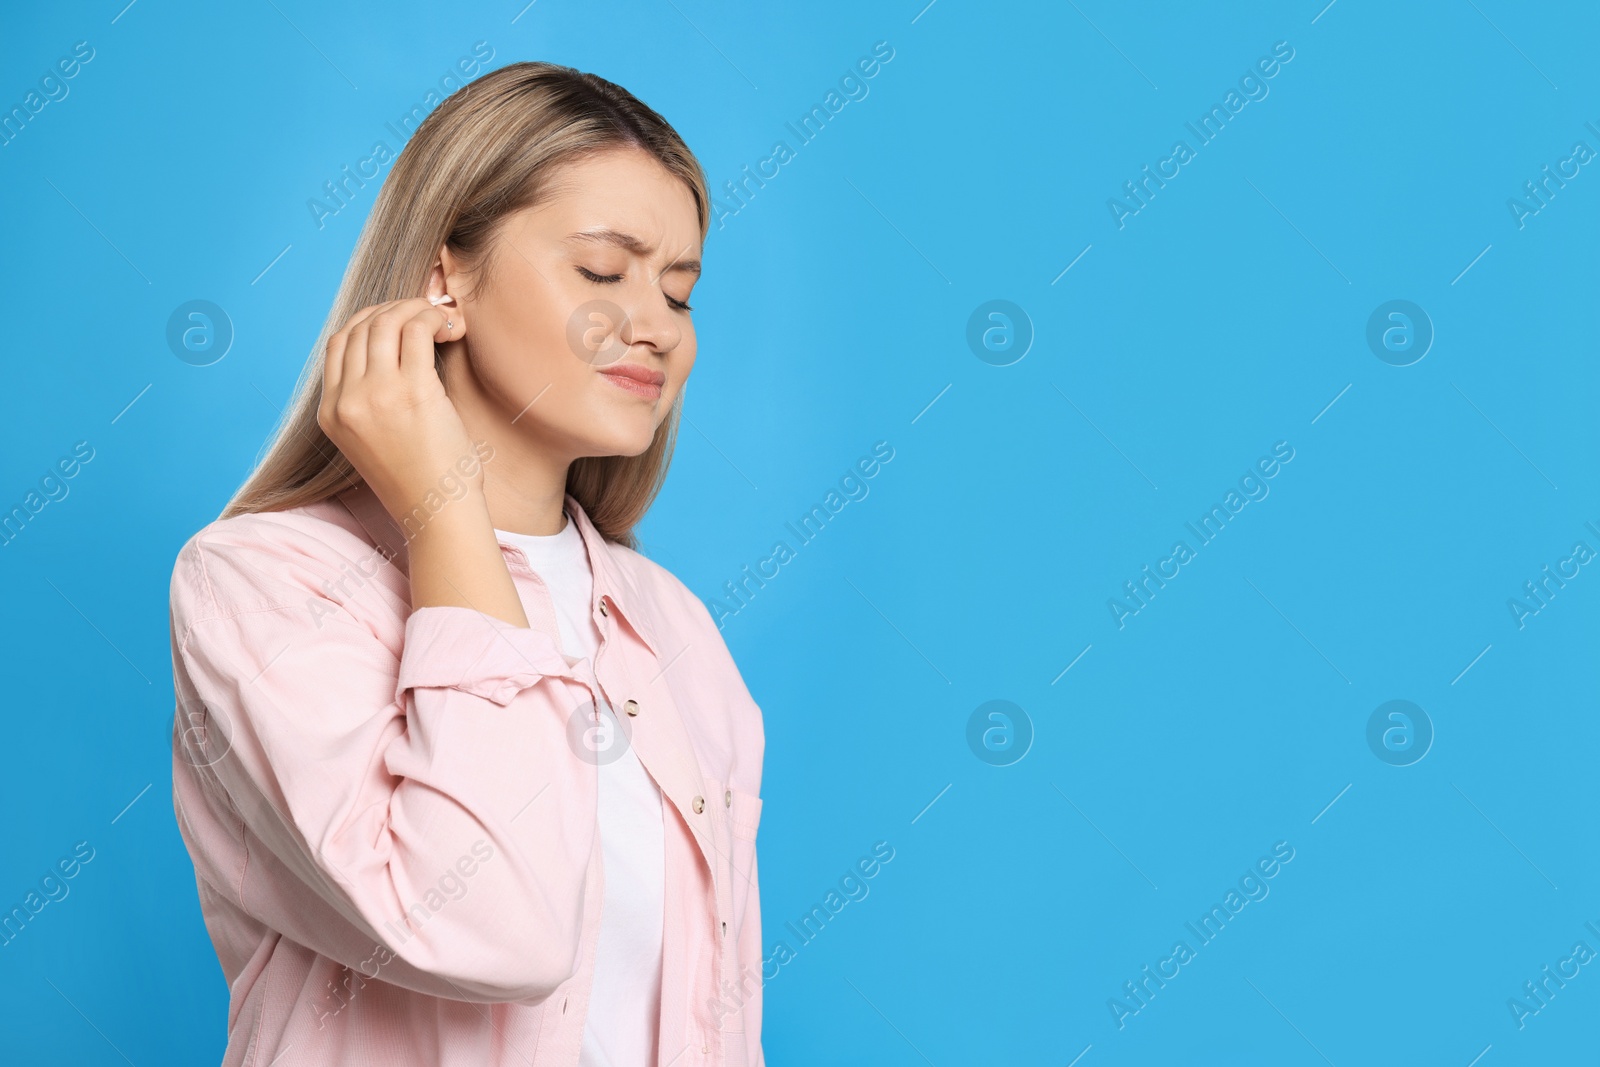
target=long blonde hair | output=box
[221,61,710,550]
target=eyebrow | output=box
[566,228,702,276]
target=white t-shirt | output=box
[495,510,664,1067]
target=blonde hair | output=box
[220,61,710,550]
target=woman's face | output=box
[436,146,702,466]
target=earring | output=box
[445,319,454,330]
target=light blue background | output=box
[2,1,1596,1063]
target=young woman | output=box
[168,62,765,1067]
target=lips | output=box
[598,363,666,386]
[598,362,666,398]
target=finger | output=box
[339,300,398,351]
[351,298,417,378]
[364,299,438,383]
[323,326,346,397]
[342,303,390,382]
[399,304,454,382]
[330,298,414,390]
[342,298,431,343]
[323,304,389,397]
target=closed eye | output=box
[577,265,622,285]
[577,265,693,312]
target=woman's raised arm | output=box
[171,519,598,1004]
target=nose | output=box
[617,280,681,355]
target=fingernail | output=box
[428,294,456,306]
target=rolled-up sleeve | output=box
[170,522,600,1004]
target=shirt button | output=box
[623,699,639,717]
[599,597,610,617]
[721,921,727,937]
[693,795,705,813]
[724,790,732,808]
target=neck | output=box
[444,349,574,538]
[481,460,570,536]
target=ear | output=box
[424,244,462,302]
[426,245,466,339]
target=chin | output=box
[584,425,658,460]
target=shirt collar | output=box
[331,480,663,658]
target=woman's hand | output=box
[318,296,527,626]
[318,297,478,525]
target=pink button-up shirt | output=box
[168,480,765,1066]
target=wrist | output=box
[400,483,492,549]
[364,437,492,526]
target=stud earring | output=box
[445,319,454,330]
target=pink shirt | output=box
[494,514,667,1067]
[167,480,765,1066]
